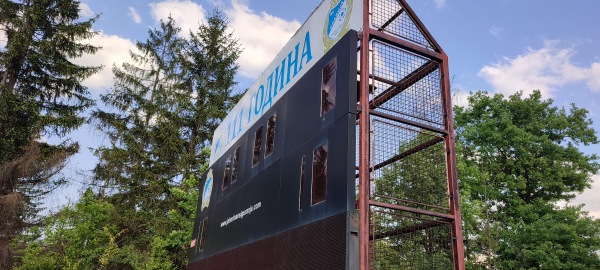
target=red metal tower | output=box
[357,0,465,269]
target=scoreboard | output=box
[188,0,467,268]
[188,31,359,270]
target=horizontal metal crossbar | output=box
[369,109,447,135]
[376,194,450,211]
[370,218,448,240]
[369,200,455,221]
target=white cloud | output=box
[226,0,301,78]
[146,0,301,78]
[489,26,502,37]
[128,7,142,24]
[573,175,600,218]
[587,62,600,90]
[71,32,136,92]
[433,0,447,10]
[149,0,206,35]
[451,88,471,108]
[479,41,600,97]
[79,2,95,18]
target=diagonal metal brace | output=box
[370,60,439,109]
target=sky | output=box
[41,0,600,217]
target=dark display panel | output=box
[188,213,355,270]
[189,30,358,269]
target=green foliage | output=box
[373,133,454,269]
[178,9,243,177]
[147,237,177,270]
[18,3,598,270]
[90,11,240,269]
[0,0,100,267]
[0,0,100,136]
[93,16,187,224]
[15,190,116,270]
[497,205,600,270]
[0,94,39,162]
[376,133,448,210]
[148,174,200,270]
[455,90,600,269]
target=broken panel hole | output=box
[299,155,306,211]
[223,156,231,190]
[312,144,328,205]
[321,57,337,116]
[232,147,240,183]
[265,115,276,157]
[253,126,263,166]
[198,217,208,251]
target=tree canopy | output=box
[455,90,600,269]
[87,12,241,267]
[0,0,100,267]
[2,2,599,269]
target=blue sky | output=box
[44,0,600,216]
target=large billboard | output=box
[188,30,358,269]
[189,1,365,268]
[209,0,362,166]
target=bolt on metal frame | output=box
[357,0,465,269]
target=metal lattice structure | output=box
[357,0,465,269]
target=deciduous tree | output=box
[455,90,600,269]
[14,190,120,270]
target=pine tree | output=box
[179,10,242,178]
[163,11,242,268]
[92,17,187,249]
[92,11,241,268]
[0,0,100,267]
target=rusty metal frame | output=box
[357,1,371,269]
[357,0,465,269]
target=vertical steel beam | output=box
[440,54,466,270]
[358,0,371,269]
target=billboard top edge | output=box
[209,0,362,166]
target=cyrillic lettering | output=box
[237,108,244,134]
[254,85,264,115]
[248,93,257,122]
[226,120,232,142]
[274,59,286,94]
[287,43,300,84]
[231,116,238,139]
[300,31,313,70]
[261,84,273,114]
[266,72,275,98]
